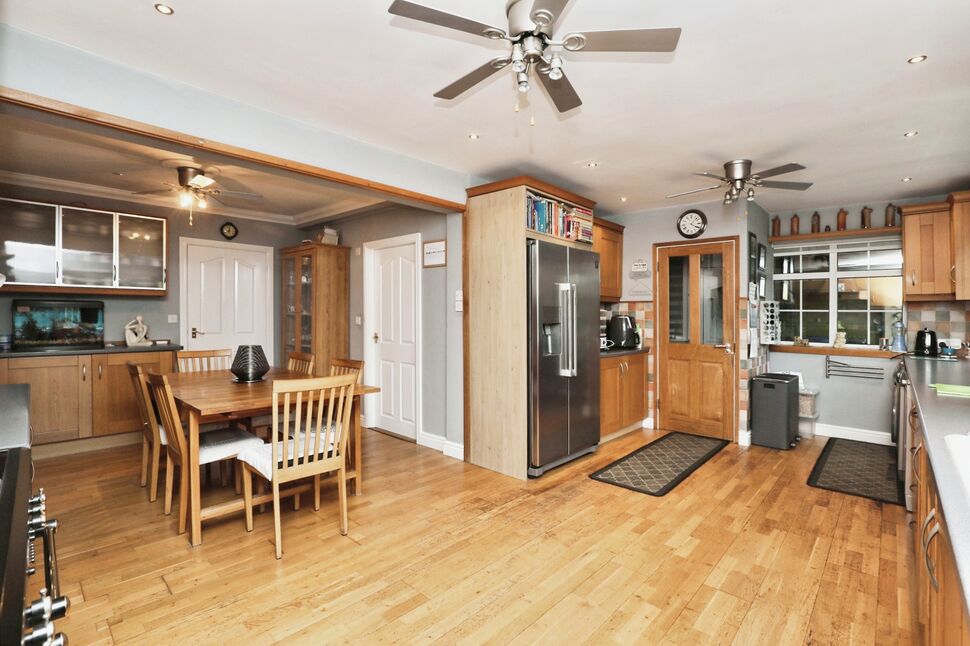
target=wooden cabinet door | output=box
[951,191,970,300]
[600,357,622,437]
[621,355,646,428]
[936,516,970,646]
[4,355,91,444]
[92,351,173,436]
[903,205,953,297]
[593,223,623,302]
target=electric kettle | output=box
[606,315,640,349]
[914,327,938,356]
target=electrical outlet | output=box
[355,247,361,256]
[355,316,362,326]
[167,314,178,323]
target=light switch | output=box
[355,247,361,256]
[168,314,178,323]
[355,315,362,326]
[455,289,464,312]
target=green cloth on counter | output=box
[929,383,970,398]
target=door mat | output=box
[807,438,903,505]
[589,432,729,496]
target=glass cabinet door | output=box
[117,214,165,288]
[283,255,297,357]
[0,198,58,285]
[300,254,313,353]
[61,207,115,286]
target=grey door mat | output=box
[807,438,903,505]
[589,432,729,496]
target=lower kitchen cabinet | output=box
[600,352,646,438]
[91,351,173,436]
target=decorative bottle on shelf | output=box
[771,216,781,237]
[885,203,898,227]
[837,208,848,231]
[861,206,873,229]
[790,213,800,235]
[811,211,820,233]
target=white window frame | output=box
[771,236,903,348]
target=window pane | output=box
[61,208,114,286]
[870,311,899,344]
[837,251,869,270]
[802,279,829,310]
[779,280,799,308]
[700,254,724,344]
[837,278,868,310]
[869,248,903,270]
[870,276,902,310]
[774,256,797,275]
[667,255,690,343]
[801,253,830,273]
[838,312,868,344]
[780,312,798,342]
[803,312,830,343]
[0,199,58,284]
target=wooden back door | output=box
[657,239,737,440]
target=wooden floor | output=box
[36,428,919,645]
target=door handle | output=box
[714,343,734,355]
[81,364,86,381]
[97,363,103,380]
[911,270,917,286]
[191,327,205,339]
[372,332,379,343]
[951,265,957,284]
[924,522,941,591]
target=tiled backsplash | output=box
[905,301,970,349]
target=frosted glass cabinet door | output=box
[117,215,166,288]
[61,208,115,286]
[0,198,58,285]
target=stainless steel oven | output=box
[891,359,914,511]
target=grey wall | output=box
[768,352,894,434]
[305,205,461,443]
[745,201,772,292]
[0,184,304,360]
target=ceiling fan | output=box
[388,0,682,113]
[135,165,262,210]
[666,159,814,204]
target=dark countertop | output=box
[0,384,30,449]
[905,356,970,604]
[600,347,650,359]
[0,343,183,359]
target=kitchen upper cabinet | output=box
[91,351,173,436]
[600,352,646,438]
[0,355,92,444]
[902,201,953,299]
[0,197,166,296]
[593,219,624,302]
[950,191,970,301]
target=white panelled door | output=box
[373,242,418,439]
[181,238,274,364]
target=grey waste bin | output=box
[750,373,799,450]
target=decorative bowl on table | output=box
[230,345,270,383]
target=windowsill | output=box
[769,344,904,359]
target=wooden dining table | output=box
[165,368,379,546]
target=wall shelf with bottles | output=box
[0,197,167,296]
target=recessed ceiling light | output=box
[901,177,913,182]
[903,130,918,138]
[586,162,598,168]
[907,55,927,64]
[154,3,174,15]
[620,196,628,202]
[468,133,480,140]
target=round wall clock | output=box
[220,221,239,240]
[676,209,707,239]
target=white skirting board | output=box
[738,430,752,447]
[442,440,464,460]
[417,431,444,451]
[814,423,893,446]
[641,417,654,429]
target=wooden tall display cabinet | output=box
[280,243,350,376]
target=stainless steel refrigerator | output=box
[527,239,601,477]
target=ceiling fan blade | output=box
[693,172,728,182]
[434,58,510,99]
[529,0,572,30]
[537,69,582,112]
[665,185,723,198]
[132,188,175,196]
[752,162,805,179]
[388,0,504,38]
[575,28,681,52]
[757,180,814,191]
[213,189,263,202]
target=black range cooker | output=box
[0,385,69,645]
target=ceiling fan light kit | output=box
[388,0,682,113]
[668,158,814,205]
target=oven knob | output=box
[26,567,36,576]
[28,489,46,507]
[50,595,70,621]
[49,634,68,646]
[23,588,51,627]
[28,499,46,516]
[20,621,53,645]
[27,510,46,537]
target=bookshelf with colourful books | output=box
[525,190,594,244]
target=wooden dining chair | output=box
[147,373,265,534]
[176,348,233,373]
[329,357,364,384]
[128,363,167,503]
[237,374,357,558]
[287,351,315,375]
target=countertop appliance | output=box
[527,239,600,477]
[914,327,938,356]
[12,300,105,352]
[606,315,640,349]
[750,373,799,450]
[891,360,913,511]
[0,385,70,645]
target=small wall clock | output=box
[676,209,707,239]
[220,221,239,240]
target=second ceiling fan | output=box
[667,159,814,204]
[388,0,682,112]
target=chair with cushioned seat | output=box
[147,373,265,534]
[237,373,357,558]
[128,363,167,503]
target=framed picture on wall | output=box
[748,232,758,285]
[757,243,768,271]
[758,274,767,298]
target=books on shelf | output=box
[526,192,594,244]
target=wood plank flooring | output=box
[34,429,918,644]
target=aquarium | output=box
[12,300,104,351]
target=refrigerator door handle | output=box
[569,283,578,377]
[558,283,572,377]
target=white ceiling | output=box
[2,0,970,215]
